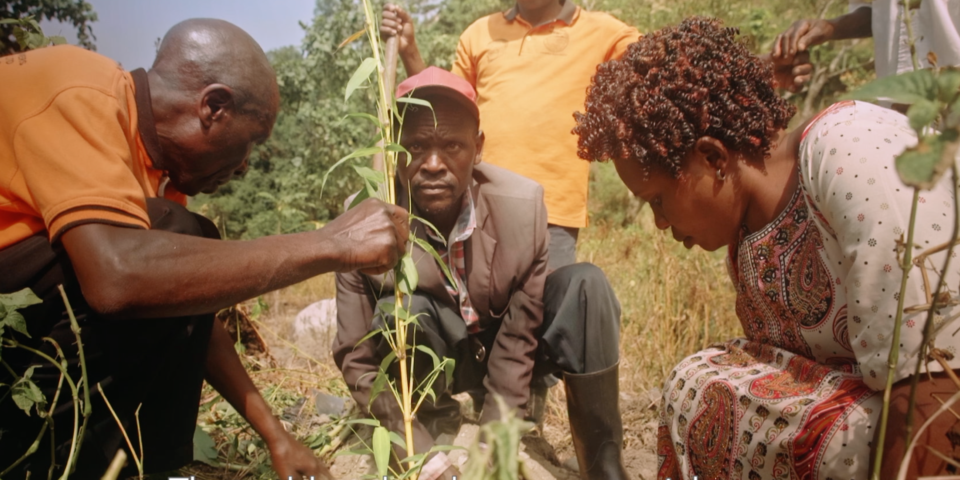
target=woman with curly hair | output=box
[574,17,960,480]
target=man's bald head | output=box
[148,19,280,196]
[152,18,278,117]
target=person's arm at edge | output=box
[205,320,332,478]
[771,6,873,61]
[381,3,427,75]
[60,197,408,319]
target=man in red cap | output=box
[333,67,628,479]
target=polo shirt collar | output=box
[130,68,167,171]
[504,0,577,27]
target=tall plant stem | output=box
[360,0,396,204]
[97,383,143,477]
[872,188,921,479]
[358,0,417,469]
[901,0,921,72]
[395,299,416,472]
[906,164,960,442]
[58,285,92,474]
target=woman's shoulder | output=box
[797,101,916,185]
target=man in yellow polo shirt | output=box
[381,0,639,271]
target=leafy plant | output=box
[0,16,65,51]
[841,2,960,476]
[1,287,92,479]
[324,0,474,475]
[1,0,96,54]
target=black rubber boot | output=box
[563,362,629,480]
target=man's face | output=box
[397,94,483,223]
[161,89,278,196]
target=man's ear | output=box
[691,136,730,177]
[474,130,485,165]
[198,84,234,129]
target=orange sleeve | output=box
[610,24,641,60]
[451,32,477,87]
[14,87,150,242]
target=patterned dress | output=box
[657,101,960,480]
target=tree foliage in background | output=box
[197,0,880,238]
[1,0,96,53]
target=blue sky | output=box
[41,0,317,70]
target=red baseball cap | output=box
[395,66,479,122]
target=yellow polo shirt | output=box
[0,46,185,249]
[452,3,639,228]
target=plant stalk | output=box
[905,164,960,443]
[872,188,921,479]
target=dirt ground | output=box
[278,295,662,480]
[184,281,664,479]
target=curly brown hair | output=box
[573,17,795,177]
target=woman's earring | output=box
[716,168,726,181]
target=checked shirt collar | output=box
[425,188,480,333]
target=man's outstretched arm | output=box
[204,319,332,478]
[60,198,409,319]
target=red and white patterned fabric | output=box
[426,189,480,332]
[658,101,960,479]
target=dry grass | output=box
[580,214,742,393]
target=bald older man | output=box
[0,19,406,478]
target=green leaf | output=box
[907,99,942,132]
[319,146,382,199]
[389,431,405,448]
[937,68,960,104]
[2,311,31,338]
[372,426,391,477]
[415,344,441,370]
[842,69,937,105]
[369,370,388,406]
[348,187,372,210]
[412,237,457,290]
[0,288,42,310]
[345,57,378,102]
[384,142,409,153]
[378,350,398,371]
[395,97,434,109]
[410,214,445,246]
[193,426,220,466]
[398,253,419,296]
[344,418,384,428]
[352,165,386,185]
[895,130,960,189]
[11,367,45,416]
[343,112,382,128]
[444,358,456,389]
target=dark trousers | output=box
[375,263,621,431]
[0,199,218,478]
